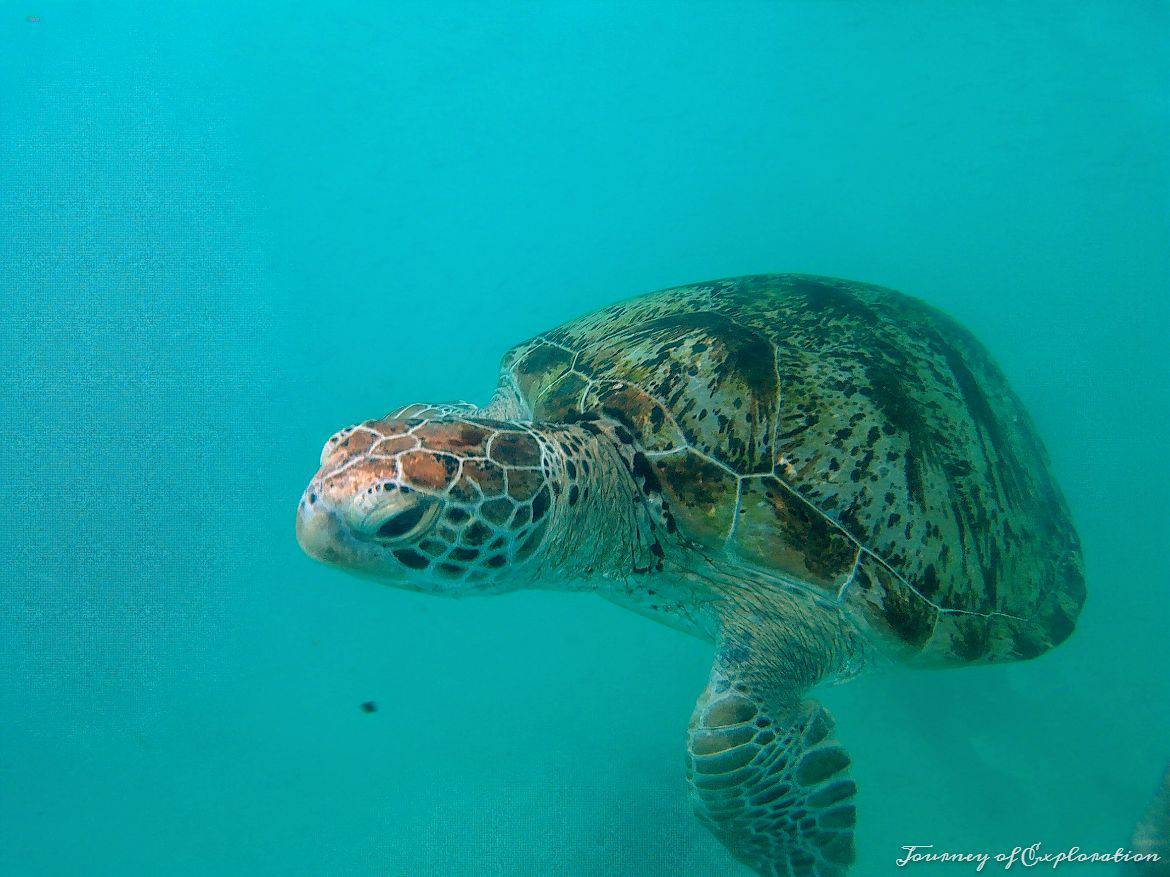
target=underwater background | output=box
[2,2,1168,874]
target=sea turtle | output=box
[296,274,1085,876]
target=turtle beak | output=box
[296,483,443,568]
[296,487,344,563]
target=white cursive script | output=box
[896,842,1163,870]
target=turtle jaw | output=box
[297,483,451,589]
[295,491,339,563]
[296,489,399,579]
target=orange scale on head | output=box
[319,457,396,502]
[416,422,491,457]
[488,431,542,468]
[371,435,417,457]
[398,450,459,492]
[321,427,379,467]
[367,418,414,438]
[459,460,507,498]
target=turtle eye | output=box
[368,495,441,544]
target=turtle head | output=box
[297,407,598,594]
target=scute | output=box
[541,371,589,421]
[652,451,738,549]
[570,311,779,473]
[732,476,856,594]
[510,342,575,404]
[497,274,1085,664]
[848,553,939,654]
[583,381,686,453]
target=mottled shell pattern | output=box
[493,275,1085,665]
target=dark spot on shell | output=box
[921,564,940,597]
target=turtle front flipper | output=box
[687,640,856,876]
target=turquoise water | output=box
[2,3,1168,874]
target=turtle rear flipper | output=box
[687,641,855,876]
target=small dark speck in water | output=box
[360,701,377,714]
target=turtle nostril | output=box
[368,496,440,543]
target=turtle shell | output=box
[495,275,1085,665]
